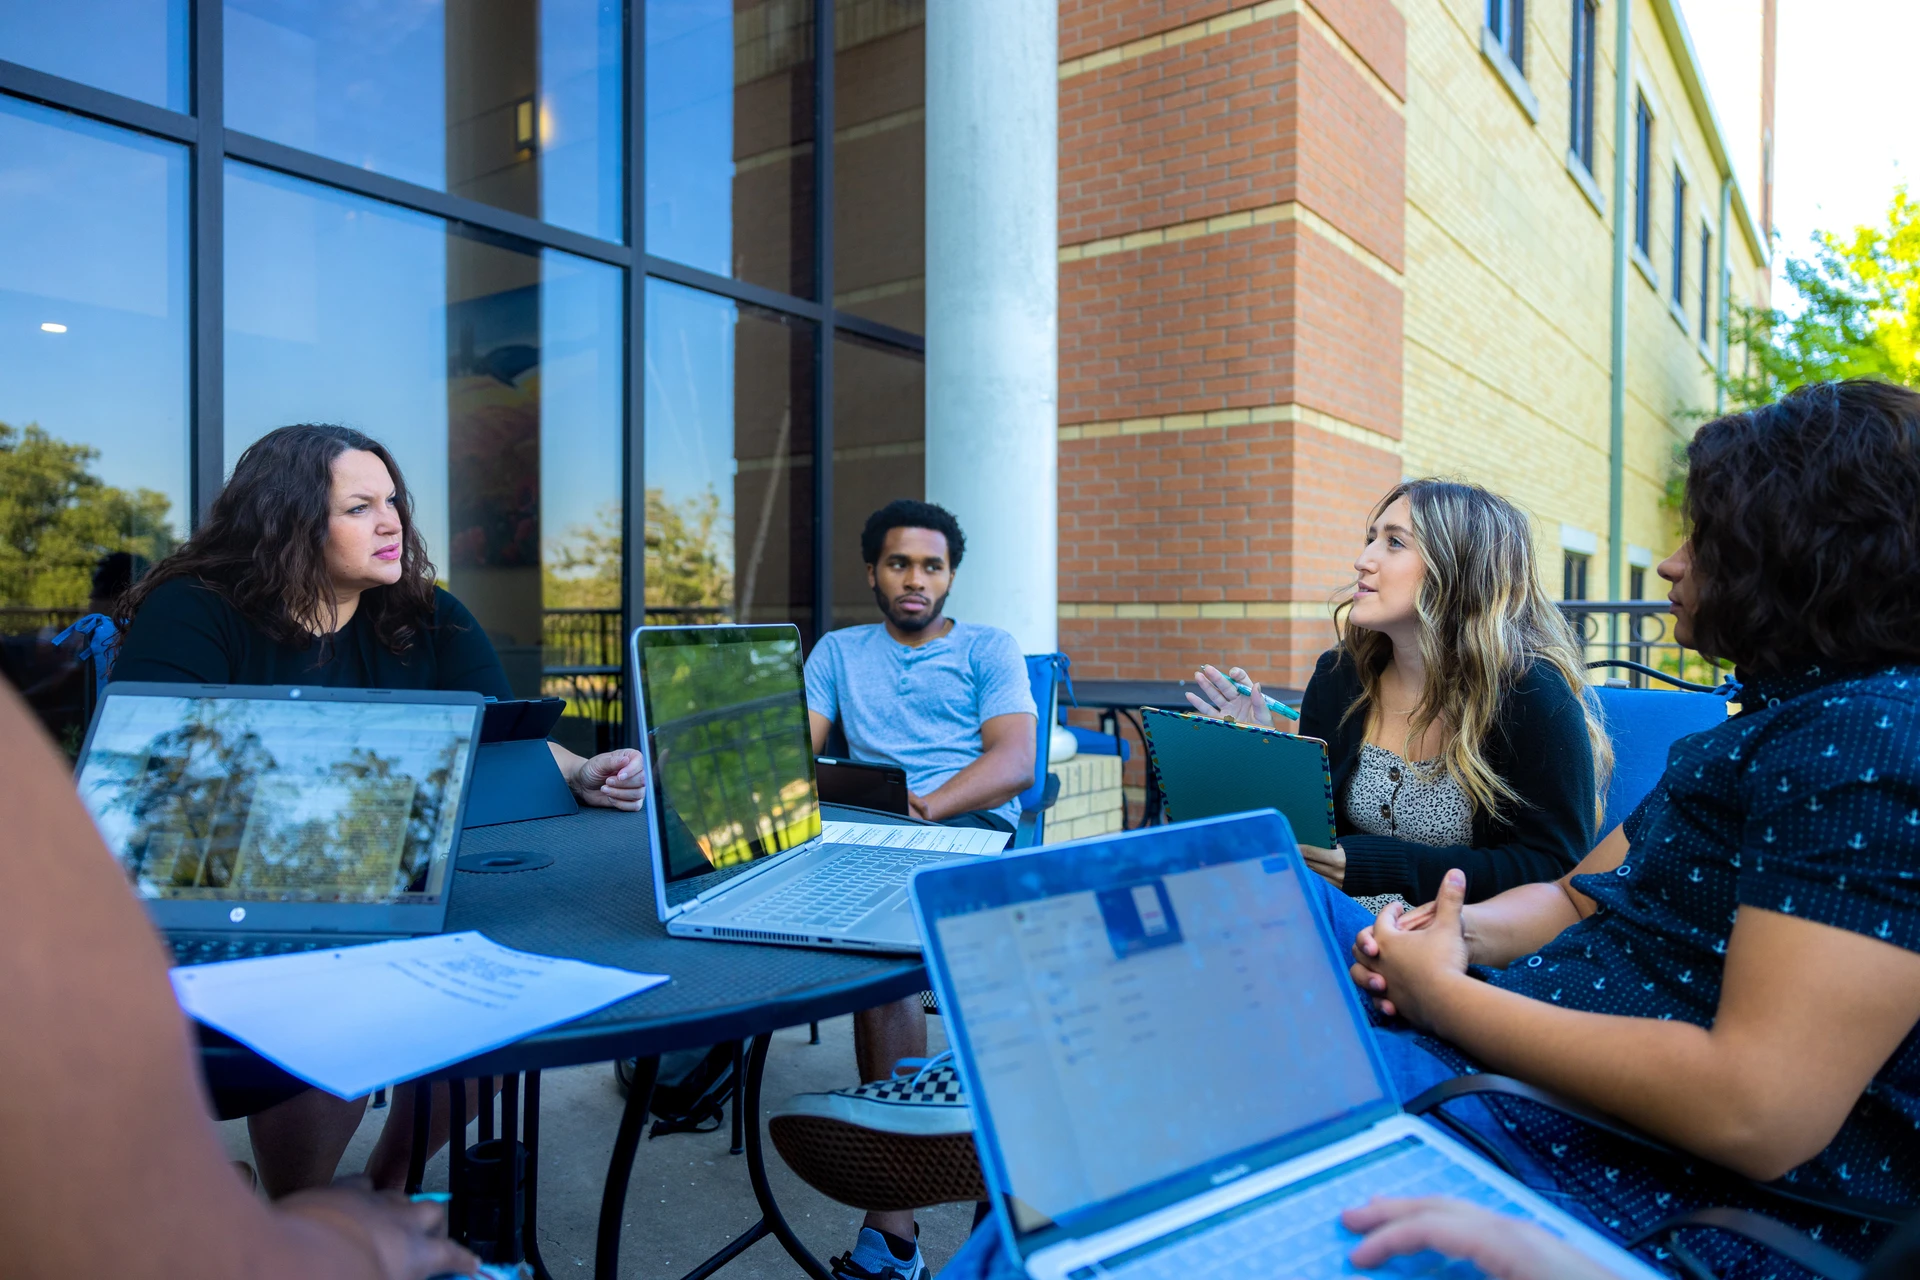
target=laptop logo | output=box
[229,907,246,923]
[1209,1164,1249,1187]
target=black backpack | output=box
[614,1043,740,1138]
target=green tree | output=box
[0,421,176,606]
[543,488,733,611]
[1726,189,1920,409]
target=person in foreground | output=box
[799,499,1037,1280]
[110,423,647,1198]
[1189,479,1609,911]
[0,679,477,1280]
[1342,379,1920,1273]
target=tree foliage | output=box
[543,488,732,611]
[1726,189,1920,410]
[0,421,177,607]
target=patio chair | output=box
[1586,659,1737,833]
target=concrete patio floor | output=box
[218,1014,979,1278]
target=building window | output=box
[1568,0,1596,173]
[1487,0,1526,73]
[1629,566,1646,600]
[1563,551,1591,602]
[1670,168,1687,309]
[1634,96,1653,257]
[1699,221,1714,341]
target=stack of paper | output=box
[822,819,1012,856]
[172,932,668,1098]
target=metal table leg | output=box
[523,1071,554,1280]
[742,1031,835,1280]
[594,1055,659,1280]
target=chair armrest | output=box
[1038,773,1060,812]
[1407,1075,1910,1228]
[1629,1207,1864,1280]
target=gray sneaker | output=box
[770,1052,984,1210]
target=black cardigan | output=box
[1296,647,1597,904]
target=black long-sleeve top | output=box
[112,577,514,699]
[1296,646,1597,903]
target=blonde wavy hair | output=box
[1335,479,1612,825]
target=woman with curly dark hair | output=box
[113,423,646,1197]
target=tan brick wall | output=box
[1400,0,1771,585]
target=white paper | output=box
[171,932,668,1099]
[821,819,1011,856]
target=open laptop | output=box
[910,811,1664,1280]
[1140,707,1337,845]
[634,623,988,953]
[76,683,486,967]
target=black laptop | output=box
[75,682,486,966]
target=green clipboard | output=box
[1140,707,1338,846]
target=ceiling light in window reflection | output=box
[39,322,67,333]
[514,97,538,151]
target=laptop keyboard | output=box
[168,935,378,967]
[1079,1135,1524,1279]
[727,844,959,931]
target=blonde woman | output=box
[1189,478,1609,904]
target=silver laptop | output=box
[634,623,981,953]
[911,811,1665,1280]
[76,682,486,967]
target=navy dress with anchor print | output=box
[1418,662,1920,1271]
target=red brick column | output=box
[1056,0,1408,785]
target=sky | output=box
[1681,0,1918,303]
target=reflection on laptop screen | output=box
[78,694,475,904]
[639,627,822,908]
[934,852,1384,1229]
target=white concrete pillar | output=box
[924,0,1059,654]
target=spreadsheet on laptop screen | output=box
[639,628,823,908]
[78,695,473,905]
[934,855,1384,1225]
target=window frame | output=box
[1567,0,1596,175]
[1633,94,1654,259]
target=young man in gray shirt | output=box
[800,499,1036,1280]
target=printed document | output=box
[172,932,668,1098]
[823,819,1011,856]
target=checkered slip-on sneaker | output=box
[769,1053,984,1211]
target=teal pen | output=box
[1225,674,1300,720]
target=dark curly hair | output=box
[1683,379,1920,674]
[122,424,438,654]
[859,499,966,569]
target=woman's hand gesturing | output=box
[1184,664,1275,727]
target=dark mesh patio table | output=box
[198,803,931,1280]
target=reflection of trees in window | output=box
[102,716,277,891]
[0,421,176,607]
[329,743,461,894]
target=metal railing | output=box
[1556,601,1730,689]
[538,606,731,752]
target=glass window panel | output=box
[224,163,625,751]
[830,333,922,630]
[646,0,816,296]
[0,1,189,111]
[644,278,815,643]
[225,1,623,242]
[833,0,923,333]
[0,95,188,747]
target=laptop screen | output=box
[79,691,476,905]
[917,815,1389,1238]
[637,626,822,908]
